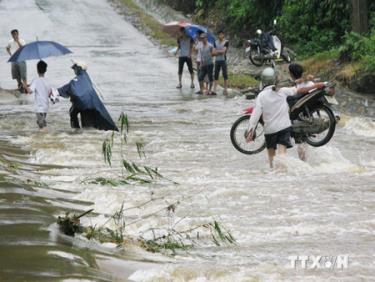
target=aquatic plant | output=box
[82,199,235,254]
[84,112,172,186]
[57,209,93,236]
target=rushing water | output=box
[1,0,375,281]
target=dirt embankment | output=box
[108,0,262,89]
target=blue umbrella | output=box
[184,24,216,44]
[8,40,72,63]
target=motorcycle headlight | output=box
[324,87,335,96]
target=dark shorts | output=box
[36,113,47,129]
[178,57,193,75]
[11,61,27,82]
[214,61,228,80]
[265,127,293,149]
[198,64,214,82]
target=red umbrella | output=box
[163,21,189,37]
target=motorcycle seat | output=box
[287,92,309,108]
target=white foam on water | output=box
[272,145,365,175]
[48,251,89,266]
[128,265,262,282]
[342,116,375,137]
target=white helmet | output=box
[261,67,276,87]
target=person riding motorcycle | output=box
[246,67,324,168]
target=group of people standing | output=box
[176,28,229,96]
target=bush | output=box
[278,0,351,55]
[336,30,375,71]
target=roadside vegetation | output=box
[160,0,375,93]
[121,0,176,46]
[118,0,375,91]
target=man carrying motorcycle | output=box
[288,63,315,161]
[246,67,325,168]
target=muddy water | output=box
[0,0,375,281]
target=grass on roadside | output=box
[219,72,258,89]
[121,0,176,46]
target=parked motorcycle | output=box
[230,83,339,155]
[245,20,291,67]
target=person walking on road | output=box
[5,29,27,92]
[24,60,52,131]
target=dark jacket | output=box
[58,70,118,131]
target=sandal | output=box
[176,84,182,89]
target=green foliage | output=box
[210,220,236,246]
[102,132,114,166]
[121,0,176,46]
[85,204,125,244]
[337,30,375,71]
[189,0,374,57]
[94,112,174,186]
[338,32,364,62]
[278,0,351,55]
[140,238,191,253]
[139,220,236,255]
[194,0,282,39]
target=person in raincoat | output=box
[58,61,118,131]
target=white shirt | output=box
[6,38,26,55]
[195,41,203,62]
[296,80,314,88]
[249,85,297,134]
[30,77,52,113]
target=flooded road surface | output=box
[1,0,375,281]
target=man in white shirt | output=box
[246,67,324,168]
[5,29,27,92]
[24,60,52,131]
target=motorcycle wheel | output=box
[230,115,266,155]
[305,104,336,147]
[249,48,264,66]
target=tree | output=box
[352,0,369,34]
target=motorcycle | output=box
[230,83,339,155]
[245,20,291,67]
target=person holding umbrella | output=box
[176,27,195,89]
[5,29,27,92]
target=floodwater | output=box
[0,0,374,281]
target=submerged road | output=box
[0,0,375,281]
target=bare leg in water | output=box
[267,148,276,168]
[267,144,287,168]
